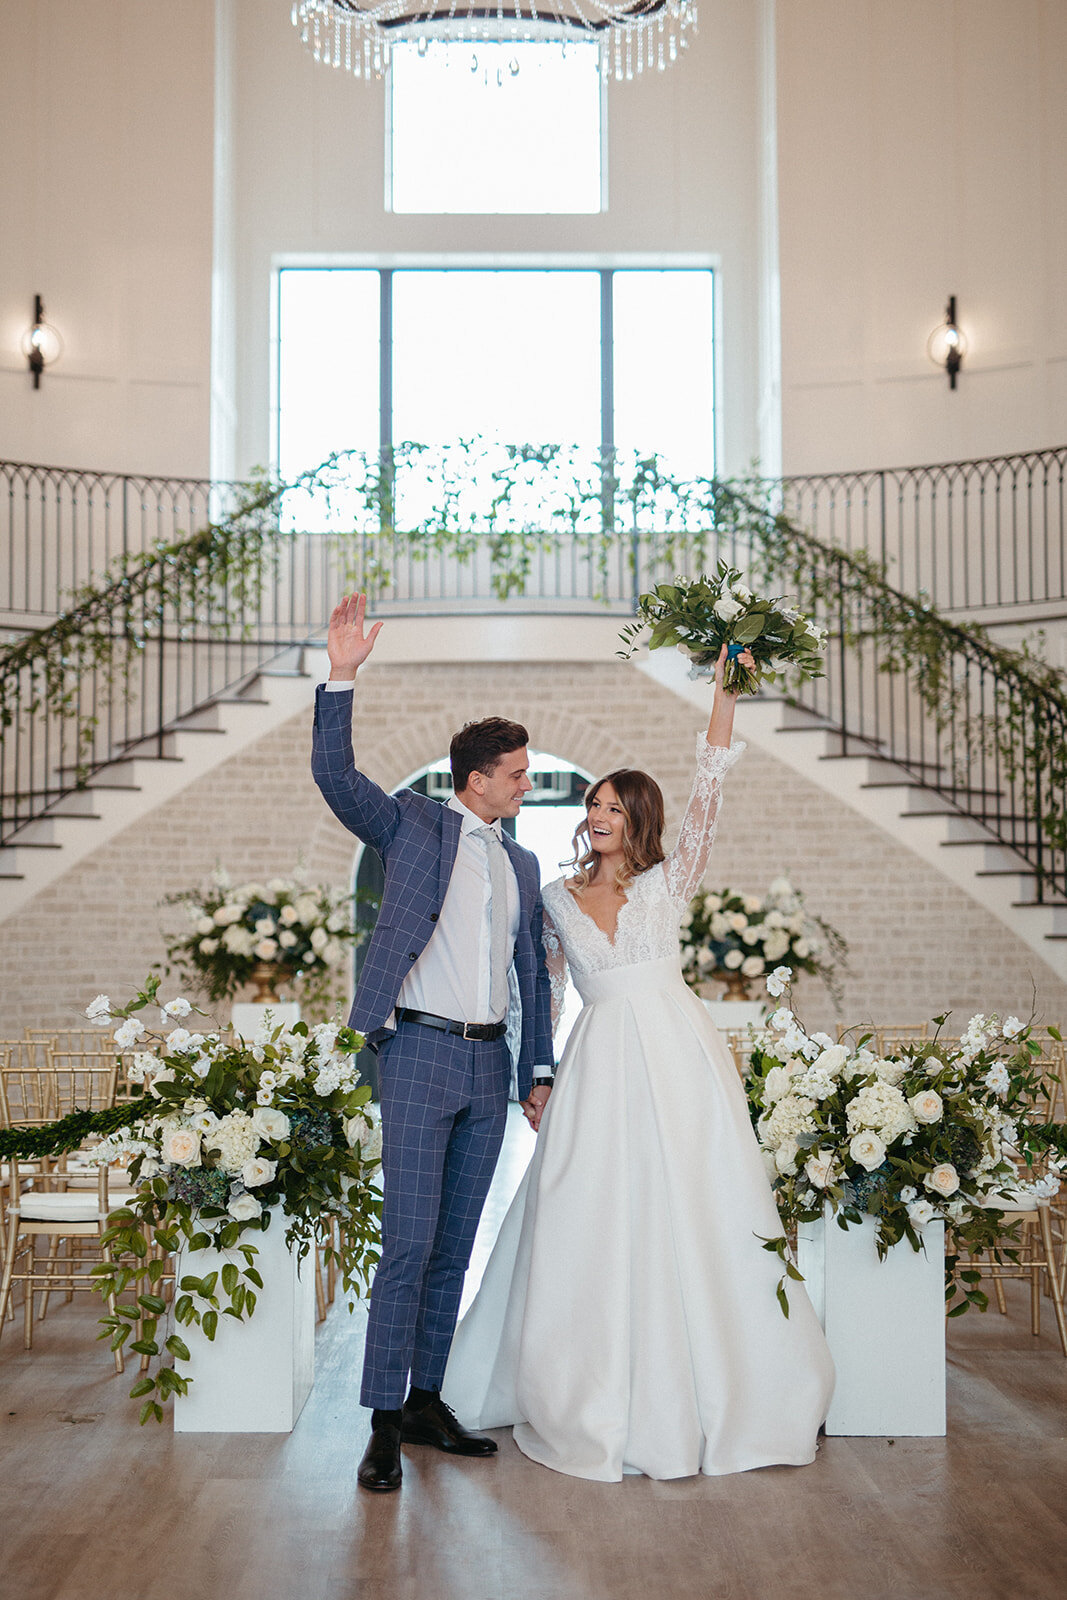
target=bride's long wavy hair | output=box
[567,769,666,894]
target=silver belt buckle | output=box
[462,1021,479,1040]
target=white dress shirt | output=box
[325,679,520,1025]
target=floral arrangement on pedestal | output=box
[618,562,826,696]
[680,878,847,1004]
[747,971,1064,1315]
[162,868,359,1016]
[86,978,381,1422]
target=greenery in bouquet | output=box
[745,975,1064,1316]
[162,867,360,1015]
[680,877,847,1005]
[85,978,382,1422]
[618,561,826,695]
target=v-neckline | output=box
[566,882,630,949]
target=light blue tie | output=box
[475,824,510,1020]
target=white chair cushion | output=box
[11,1188,136,1222]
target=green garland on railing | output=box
[0,1100,150,1161]
[3,441,1065,866]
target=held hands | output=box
[521,1084,551,1132]
[327,593,383,681]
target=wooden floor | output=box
[3,1111,1067,1600]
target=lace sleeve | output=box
[542,908,569,1035]
[662,735,746,906]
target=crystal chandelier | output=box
[291,0,697,82]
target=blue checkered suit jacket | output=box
[311,685,553,1102]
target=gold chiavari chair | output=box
[0,1056,137,1366]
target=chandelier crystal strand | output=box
[290,0,696,80]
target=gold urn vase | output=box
[248,962,286,1004]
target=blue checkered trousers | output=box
[311,686,554,1407]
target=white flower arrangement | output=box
[747,979,1066,1317]
[88,978,381,1423]
[162,868,362,1016]
[680,878,846,1002]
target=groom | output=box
[311,594,555,1492]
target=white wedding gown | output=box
[442,736,835,1481]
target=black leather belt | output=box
[396,1007,507,1042]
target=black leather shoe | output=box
[357,1421,403,1491]
[401,1395,498,1456]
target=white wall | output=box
[776,0,1067,474]
[224,0,767,479]
[0,0,216,476]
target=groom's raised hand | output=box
[328,592,383,682]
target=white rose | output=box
[254,917,277,936]
[849,1131,887,1171]
[710,913,731,938]
[741,926,761,946]
[811,1045,848,1075]
[769,1007,794,1032]
[723,949,744,970]
[309,926,329,952]
[703,894,722,913]
[280,904,299,925]
[190,1109,219,1134]
[793,939,811,959]
[251,1106,291,1141]
[713,595,744,622]
[742,895,762,916]
[734,585,753,603]
[162,1126,202,1167]
[254,938,279,960]
[86,994,112,1025]
[696,948,715,970]
[322,939,345,967]
[741,955,765,978]
[278,930,298,949]
[1002,1016,1023,1040]
[763,1065,791,1104]
[909,1089,944,1124]
[764,911,785,929]
[775,1140,800,1174]
[925,1163,960,1197]
[199,938,219,954]
[907,1198,937,1229]
[899,1186,918,1203]
[161,997,192,1022]
[213,903,245,926]
[113,1017,146,1049]
[227,1192,263,1221]
[294,895,320,923]
[241,1157,277,1188]
[804,1150,835,1189]
[729,912,748,933]
[196,917,216,935]
[222,924,255,957]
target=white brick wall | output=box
[4,660,1065,1039]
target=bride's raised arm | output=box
[663,643,750,906]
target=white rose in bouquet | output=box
[251,1106,291,1141]
[742,895,762,916]
[310,926,329,952]
[909,1089,944,1124]
[763,932,791,962]
[713,595,744,622]
[704,894,722,913]
[227,1192,263,1221]
[924,1163,960,1197]
[775,1139,800,1175]
[741,926,761,946]
[196,917,215,935]
[241,1157,277,1188]
[741,955,765,978]
[254,918,277,937]
[254,938,279,960]
[723,949,745,970]
[294,894,320,924]
[849,1131,887,1171]
[729,912,748,933]
[280,904,299,926]
[804,1150,835,1189]
[221,924,255,956]
[161,1125,202,1168]
[811,1044,848,1075]
[907,1198,938,1229]
[213,903,245,926]
[278,929,298,949]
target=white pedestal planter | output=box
[173,1211,315,1433]
[796,1210,946,1437]
[702,999,766,1031]
[231,1000,300,1039]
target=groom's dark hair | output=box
[450,717,529,792]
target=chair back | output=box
[1,1051,120,1127]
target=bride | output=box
[443,645,835,1480]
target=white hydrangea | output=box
[205,1111,261,1175]
[761,1094,818,1151]
[846,1081,917,1143]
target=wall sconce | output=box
[20,295,63,389]
[926,295,966,390]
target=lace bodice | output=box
[541,736,744,1022]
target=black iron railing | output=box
[780,447,1067,617]
[2,448,1065,907]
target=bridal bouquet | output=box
[680,877,846,1003]
[86,978,381,1422]
[162,868,359,1014]
[617,562,826,695]
[747,979,1064,1315]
